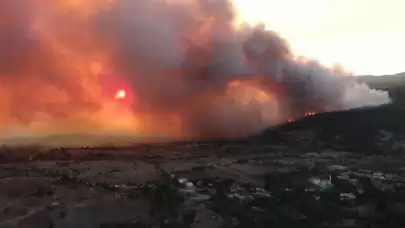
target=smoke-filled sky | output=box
[234,0,405,75]
[0,0,391,144]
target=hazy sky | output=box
[233,0,404,75]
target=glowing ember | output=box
[115,89,126,100]
[304,111,316,117]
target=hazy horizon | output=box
[233,0,405,76]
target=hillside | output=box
[357,72,405,89]
[356,72,405,105]
[250,72,405,152]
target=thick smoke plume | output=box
[0,0,390,143]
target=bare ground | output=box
[0,137,405,228]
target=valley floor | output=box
[1,140,405,228]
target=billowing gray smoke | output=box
[96,0,390,137]
[0,0,391,140]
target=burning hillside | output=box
[0,0,390,142]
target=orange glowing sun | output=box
[115,89,126,99]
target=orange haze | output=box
[0,0,390,145]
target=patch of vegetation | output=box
[143,173,185,226]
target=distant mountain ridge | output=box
[356,72,405,105]
[356,72,405,89]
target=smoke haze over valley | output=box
[0,0,392,146]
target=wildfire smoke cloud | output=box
[0,0,390,143]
